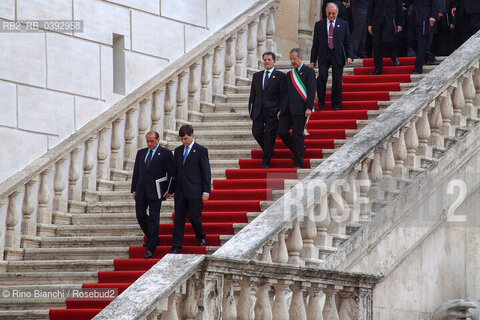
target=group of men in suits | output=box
[249,2,354,169]
[131,126,211,258]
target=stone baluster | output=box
[265,6,278,53]
[53,157,68,213]
[344,169,359,222]
[201,53,213,105]
[97,125,112,180]
[405,119,420,169]
[254,279,273,320]
[286,219,303,265]
[37,169,52,226]
[440,87,455,137]
[124,107,138,160]
[160,292,181,320]
[315,194,332,259]
[4,190,21,259]
[357,288,373,320]
[322,286,340,320]
[368,149,383,205]
[164,79,178,139]
[298,0,313,56]
[0,198,6,258]
[271,229,288,264]
[272,280,291,320]
[176,71,190,127]
[184,278,198,320]
[338,288,356,319]
[429,98,444,149]
[380,141,396,199]
[260,240,273,263]
[451,78,465,127]
[235,28,247,78]
[110,115,125,170]
[462,69,476,119]
[224,36,237,87]
[82,137,97,192]
[473,67,480,108]
[21,178,38,241]
[301,205,318,263]
[222,275,238,320]
[237,276,254,320]
[306,284,324,320]
[392,127,408,178]
[212,45,225,96]
[289,282,308,320]
[247,20,258,69]
[328,182,347,245]
[416,108,432,158]
[187,62,201,122]
[152,87,166,135]
[137,99,150,148]
[256,13,267,65]
[68,148,82,202]
[357,159,372,217]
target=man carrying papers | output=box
[131,131,175,258]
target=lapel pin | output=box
[272,75,276,78]
[337,24,340,27]
[158,152,161,155]
[193,150,196,152]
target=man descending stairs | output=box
[0,57,441,319]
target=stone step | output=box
[202,112,251,122]
[195,121,251,131]
[0,298,64,311]
[208,149,253,160]
[23,247,130,260]
[56,224,143,237]
[0,310,50,319]
[7,260,114,272]
[40,236,144,248]
[210,159,239,170]
[0,272,98,285]
[71,212,173,225]
[84,200,173,213]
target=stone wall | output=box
[0,0,257,183]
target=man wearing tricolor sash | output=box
[278,48,316,169]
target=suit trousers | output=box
[252,107,279,166]
[135,196,161,252]
[172,193,205,249]
[278,113,306,167]
[414,25,433,72]
[317,48,344,108]
[372,17,398,72]
[351,7,368,57]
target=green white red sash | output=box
[290,69,307,101]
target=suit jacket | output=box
[131,145,175,201]
[412,0,439,26]
[310,18,354,67]
[452,0,480,14]
[174,142,211,199]
[367,0,405,27]
[248,69,287,120]
[281,64,316,116]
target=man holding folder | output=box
[131,131,175,258]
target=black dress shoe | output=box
[170,248,181,254]
[262,164,270,169]
[293,165,303,169]
[144,250,154,259]
[369,70,382,75]
[198,239,206,246]
[142,243,147,247]
[332,105,342,110]
[412,70,422,74]
[425,57,436,65]
[392,58,400,66]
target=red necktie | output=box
[329,21,334,50]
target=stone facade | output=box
[0,0,257,183]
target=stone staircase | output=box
[0,57,443,319]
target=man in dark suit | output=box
[367,0,404,75]
[248,51,287,169]
[310,2,354,110]
[411,0,439,74]
[131,131,175,258]
[167,125,211,254]
[451,0,480,48]
[278,48,316,169]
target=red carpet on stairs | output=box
[49,57,416,320]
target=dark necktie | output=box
[263,70,270,90]
[145,149,152,167]
[329,21,334,50]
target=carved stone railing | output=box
[212,32,480,266]
[94,254,379,320]
[0,0,281,261]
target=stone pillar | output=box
[272,280,291,320]
[462,69,476,118]
[97,125,112,180]
[254,279,273,320]
[152,87,166,136]
[110,115,125,171]
[237,276,254,320]
[440,87,455,137]
[429,98,444,148]
[188,62,203,122]
[137,99,150,149]
[68,147,83,202]
[176,70,190,129]
[224,36,237,87]
[164,79,178,141]
[184,278,198,320]
[4,190,22,260]
[53,157,68,213]
[392,127,408,178]
[222,275,238,320]
[212,44,226,97]
[265,5,278,54]
[21,178,38,244]
[257,13,267,63]
[405,119,420,169]
[289,282,308,320]
[322,286,340,320]
[235,28,247,78]
[271,229,288,264]
[286,218,304,265]
[298,0,313,58]
[247,20,259,69]
[452,79,465,127]
[306,284,324,320]
[82,136,98,193]
[301,205,318,263]
[37,169,52,225]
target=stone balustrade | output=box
[0,0,281,261]
[93,254,379,320]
